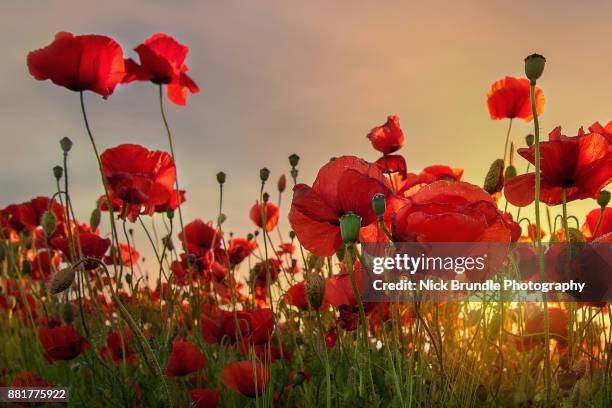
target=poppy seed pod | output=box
[59,137,73,152]
[504,165,517,182]
[289,230,295,240]
[50,267,76,295]
[306,273,326,310]
[260,167,270,182]
[340,212,361,244]
[525,134,535,147]
[277,174,287,193]
[89,208,101,232]
[483,159,505,194]
[53,165,63,180]
[60,302,75,324]
[41,211,57,237]
[216,171,226,185]
[598,190,611,208]
[166,209,174,219]
[524,53,546,82]
[289,153,300,167]
[371,193,386,219]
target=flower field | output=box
[1,31,611,407]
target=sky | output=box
[1,0,610,269]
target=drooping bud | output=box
[524,53,546,82]
[277,174,287,193]
[49,267,76,295]
[483,159,505,195]
[288,153,300,167]
[371,193,386,219]
[216,171,226,185]
[259,167,270,182]
[504,165,517,182]
[597,190,611,208]
[41,211,57,237]
[59,137,73,153]
[340,212,362,244]
[89,208,101,231]
[525,134,535,147]
[53,166,63,180]
[60,302,75,324]
[306,273,326,309]
[217,213,227,225]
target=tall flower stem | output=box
[503,118,513,165]
[529,81,551,401]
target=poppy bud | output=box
[125,274,132,284]
[60,302,75,324]
[41,211,57,237]
[262,192,270,203]
[260,168,270,182]
[216,171,226,185]
[53,165,63,180]
[524,53,546,82]
[504,165,517,182]
[290,168,298,180]
[371,193,386,219]
[50,267,76,295]
[22,260,32,275]
[277,174,287,193]
[306,273,326,309]
[60,136,73,152]
[166,209,175,220]
[525,134,535,147]
[340,212,361,244]
[162,234,174,251]
[475,384,488,402]
[556,369,578,390]
[217,213,227,225]
[292,371,306,387]
[483,159,505,195]
[89,208,101,232]
[288,153,300,167]
[247,233,254,241]
[597,190,611,208]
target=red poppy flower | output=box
[582,207,612,238]
[179,219,222,257]
[249,201,279,232]
[228,238,257,265]
[374,155,407,179]
[12,373,52,388]
[27,32,125,98]
[289,156,391,256]
[366,115,405,154]
[38,325,90,363]
[101,144,177,216]
[505,128,612,206]
[486,77,544,121]
[154,189,185,213]
[284,281,309,311]
[397,165,464,197]
[525,307,568,341]
[1,196,63,232]
[51,232,111,270]
[393,180,512,243]
[325,323,337,348]
[123,33,199,106]
[163,341,206,377]
[221,361,270,397]
[104,243,139,267]
[276,243,295,256]
[190,388,220,408]
[99,330,138,364]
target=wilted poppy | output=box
[164,341,206,377]
[221,361,270,397]
[486,76,544,121]
[38,325,90,363]
[123,33,199,106]
[27,32,125,98]
[101,144,177,216]
[289,156,391,256]
[249,201,279,232]
[366,115,405,154]
[505,128,612,206]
